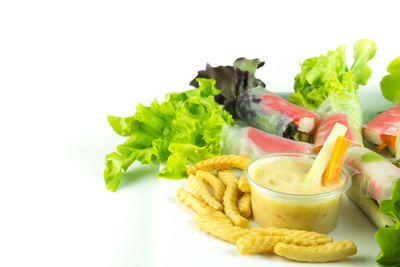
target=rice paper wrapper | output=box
[363,104,400,155]
[235,87,318,138]
[344,146,400,203]
[219,125,312,160]
[314,93,363,148]
[363,103,400,137]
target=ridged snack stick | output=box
[196,170,225,203]
[250,227,332,244]
[237,193,251,218]
[238,176,251,193]
[176,188,229,222]
[274,240,357,263]
[218,169,239,186]
[186,155,250,175]
[193,214,250,244]
[236,233,327,255]
[187,174,223,211]
[218,170,249,228]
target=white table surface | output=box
[2,1,400,266]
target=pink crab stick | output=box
[219,126,312,159]
[260,94,318,134]
[363,103,400,155]
[314,113,361,153]
[246,126,312,154]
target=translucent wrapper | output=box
[219,125,312,159]
[235,87,318,139]
[314,93,363,150]
[344,147,400,203]
[363,103,400,156]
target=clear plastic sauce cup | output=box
[245,152,351,234]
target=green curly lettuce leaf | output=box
[375,179,400,266]
[104,78,233,191]
[380,56,400,103]
[289,39,376,110]
[351,38,377,85]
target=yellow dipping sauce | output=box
[246,153,350,234]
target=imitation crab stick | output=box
[321,136,350,186]
[234,87,318,139]
[305,123,348,183]
[314,113,360,154]
[219,126,312,158]
[362,103,400,156]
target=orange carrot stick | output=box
[376,143,387,151]
[321,136,350,186]
[376,135,396,151]
[387,135,397,148]
[313,146,322,154]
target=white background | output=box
[1,1,400,266]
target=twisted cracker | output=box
[187,175,223,211]
[193,214,250,244]
[274,240,357,263]
[218,169,238,186]
[197,212,232,225]
[186,165,197,176]
[176,188,230,223]
[223,183,248,228]
[196,170,225,203]
[186,155,250,175]
[236,233,324,255]
[238,176,251,193]
[251,227,332,244]
[237,193,251,218]
[216,169,248,227]
[236,234,281,254]
[176,188,214,214]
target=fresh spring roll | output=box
[363,103,400,156]
[235,87,318,142]
[219,125,312,159]
[344,146,398,228]
[314,93,363,153]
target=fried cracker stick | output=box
[218,170,249,228]
[236,233,324,255]
[193,214,250,244]
[187,175,223,211]
[223,184,248,227]
[238,176,251,193]
[196,170,225,203]
[236,234,280,254]
[251,227,332,244]
[237,193,251,218]
[176,188,230,223]
[187,155,250,175]
[218,169,238,186]
[274,240,357,263]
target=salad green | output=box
[104,78,233,191]
[190,57,265,117]
[381,56,400,103]
[375,179,400,266]
[289,39,376,110]
[288,39,376,147]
